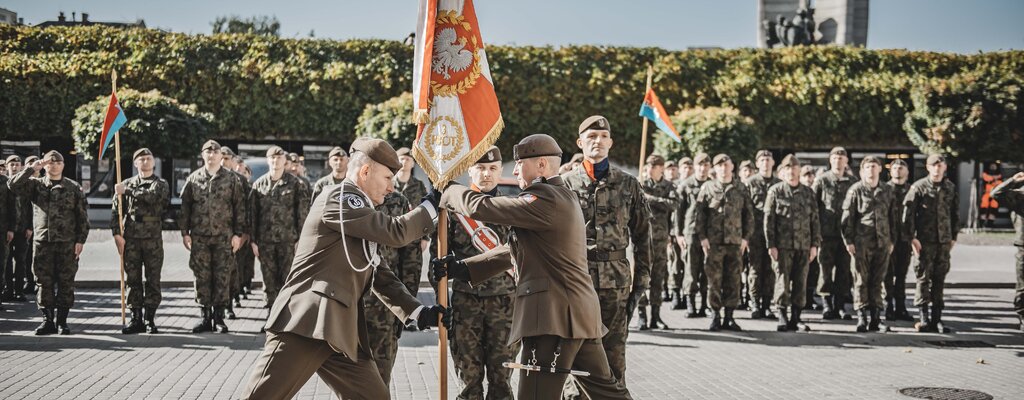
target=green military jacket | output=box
[841,181,898,249]
[673,175,709,240]
[692,179,755,246]
[431,188,514,296]
[111,175,170,240]
[642,176,677,241]
[179,167,247,238]
[563,165,652,290]
[990,179,1024,247]
[903,177,959,244]
[394,176,427,207]
[378,191,423,292]
[744,173,781,244]
[9,170,89,244]
[251,172,311,244]
[812,170,858,240]
[887,180,912,243]
[764,182,821,250]
[0,175,16,234]
[312,175,344,204]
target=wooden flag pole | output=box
[637,65,654,177]
[112,70,127,327]
[437,208,449,399]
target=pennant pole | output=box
[436,207,449,400]
[637,65,653,178]
[112,69,127,328]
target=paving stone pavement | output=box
[1,287,1022,399]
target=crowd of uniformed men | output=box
[1,112,1023,399]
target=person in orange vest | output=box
[980,163,1002,229]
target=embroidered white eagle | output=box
[432,27,473,80]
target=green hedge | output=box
[3,25,1023,162]
[652,107,761,162]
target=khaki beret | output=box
[201,140,221,152]
[476,146,502,164]
[351,138,402,173]
[860,155,883,166]
[679,157,693,166]
[513,134,562,160]
[578,115,610,135]
[569,153,584,164]
[646,154,665,166]
[755,149,773,160]
[266,146,286,158]
[778,154,801,169]
[396,147,412,158]
[220,147,236,157]
[712,154,731,166]
[132,148,153,160]
[739,160,753,170]
[693,153,711,165]
[43,150,64,162]
[829,146,848,157]
[24,156,39,164]
[800,165,816,176]
[287,152,301,163]
[665,160,677,168]
[328,146,348,159]
[889,158,908,168]
[926,154,946,166]
[6,155,22,164]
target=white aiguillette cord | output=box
[338,181,380,273]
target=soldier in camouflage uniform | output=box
[841,156,898,333]
[394,147,429,298]
[0,161,14,309]
[764,155,820,332]
[885,159,915,322]
[251,146,310,312]
[812,147,858,320]
[800,165,822,310]
[903,154,959,333]
[286,152,312,188]
[692,154,754,331]
[112,148,170,334]
[179,140,247,333]
[674,153,712,317]
[639,154,676,330]
[744,150,781,319]
[430,147,517,400]
[311,147,349,203]
[562,115,651,386]
[5,156,34,300]
[9,151,89,335]
[667,157,694,310]
[220,148,251,319]
[990,171,1024,333]
[233,162,257,298]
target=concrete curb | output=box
[75,281,1013,289]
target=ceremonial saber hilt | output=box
[503,362,591,377]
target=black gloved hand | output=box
[431,254,469,282]
[422,186,443,211]
[417,304,452,331]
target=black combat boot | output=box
[192,307,213,333]
[685,294,699,318]
[662,288,671,303]
[35,308,57,335]
[671,289,684,310]
[895,297,915,322]
[868,307,881,332]
[822,295,837,320]
[915,305,931,332]
[884,298,896,322]
[723,308,742,331]
[762,298,775,319]
[749,298,764,319]
[213,306,229,333]
[697,291,709,317]
[121,308,146,334]
[776,307,790,332]
[637,306,649,331]
[144,306,159,334]
[1018,315,1024,333]
[855,308,869,333]
[56,308,72,335]
[791,305,810,332]
[838,298,853,321]
[932,305,951,333]
[650,305,669,330]
[226,304,237,320]
[233,294,242,308]
[709,309,722,331]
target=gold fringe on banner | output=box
[413,116,504,188]
[412,108,431,125]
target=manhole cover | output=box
[922,340,995,348]
[899,387,993,400]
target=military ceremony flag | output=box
[98,90,128,159]
[412,0,503,186]
[638,87,681,143]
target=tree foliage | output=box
[211,15,281,37]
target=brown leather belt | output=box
[587,249,627,262]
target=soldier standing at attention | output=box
[990,171,1024,332]
[744,150,781,319]
[666,157,694,310]
[220,148,251,319]
[800,165,822,310]
[179,140,246,333]
[764,155,819,332]
[885,159,915,322]
[674,153,711,317]
[0,160,14,309]
[812,147,858,320]
[311,147,349,203]
[638,154,675,330]
[251,146,310,314]
[903,154,959,333]
[692,154,754,331]
[5,156,34,300]
[562,116,652,386]
[394,147,430,297]
[286,152,311,187]
[233,162,257,298]
[113,148,170,334]
[9,151,89,335]
[841,156,898,333]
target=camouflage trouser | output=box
[0,239,7,295]
[852,241,890,310]
[682,238,707,297]
[773,249,810,310]
[5,233,30,293]
[747,237,775,305]
[33,241,79,309]
[124,238,163,308]
[188,235,232,307]
[401,244,424,296]
[641,236,670,307]
[363,292,401,384]
[885,240,912,305]
[806,258,820,302]
[1015,246,1024,317]
[258,242,296,308]
[817,238,852,303]
[913,242,951,307]
[236,240,256,291]
[705,244,743,310]
[597,287,630,382]
[667,237,685,290]
[450,291,516,400]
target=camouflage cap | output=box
[693,152,711,165]
[830,146,848,157]
[889,158,908,168]
[645,154,665,166]
[712,154,731,166]
[860,155,883,166]
[679,157,693,166]
[476,146,501,164]
[778,154,801,169]
[926,154,946,165]
[132,148,153,160]
[351,138,402,173]
[755,149,773,160]
[5,155,22,164]
[43,150,64,162]
[739,160,753,170]
[265,145,286,158]
[220,146,236,157]
[328,146,347,159]
[513,134,562,160]
[201,140,221,152]
[578,115,610,134]
[396,147,412,158]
